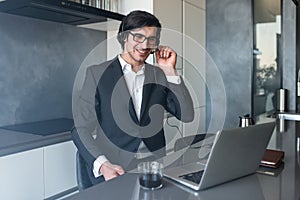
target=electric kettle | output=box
[239,114,255,127]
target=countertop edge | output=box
[277,112,300,121]
[0,132,72,157]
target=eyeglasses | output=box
[128,32,158,46]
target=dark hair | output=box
[117,10,162,49]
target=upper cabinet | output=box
[0,0,124,30]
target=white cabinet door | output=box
[154,0,183,71]
[183,1,206,134]
[44,141,77,198]
[0,149,44,200]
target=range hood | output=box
[0,0,125,25]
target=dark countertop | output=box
[66,118,300,200]
[66,173,277,200]
[0,118,74,157]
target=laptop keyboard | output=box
[179,170,204,184]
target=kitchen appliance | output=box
[0,0,124,25]
[0,118,74,136]
[239,114,255,127]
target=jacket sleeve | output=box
[165,76,194,123]
[71,65,104,169]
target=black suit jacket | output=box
[71,57,194,184]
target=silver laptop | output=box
[164,122,275,190]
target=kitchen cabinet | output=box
[0,140,77,200]
[182,0,206,135]
[0,148,44,200]
[44,141,77,199]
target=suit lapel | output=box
[110,58,139,123]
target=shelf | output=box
[0,0,124,26]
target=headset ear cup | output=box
[117,32,127,47]
[117,32,123,43]
[117,17,127,47]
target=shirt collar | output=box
[118,55,145,74]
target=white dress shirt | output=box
[93,55,181,177]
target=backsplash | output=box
[0,13,106,126]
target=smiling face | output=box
[121,26,158,68]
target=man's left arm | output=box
[165,76,194,122]
[155,46,194,122]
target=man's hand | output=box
[100,161,125,181]
[155,45,178,76]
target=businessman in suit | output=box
[72,10,194,186]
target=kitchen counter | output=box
[255,111,300,122]
[0,118,73,157]
[66,119,300,200]
[277,111,300,121]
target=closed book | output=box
[256,162,284,176]
[260,149,284,168]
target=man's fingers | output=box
[157,46,176,58]
[112,165,125,175]
[100,161,125,181]
[104,172,119,181]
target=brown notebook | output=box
[260,149,284,168]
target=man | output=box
[72,10,194,186]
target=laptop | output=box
[164,122,275,190]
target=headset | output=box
[117,15,128,45]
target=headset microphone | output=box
[150,48,158,54]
